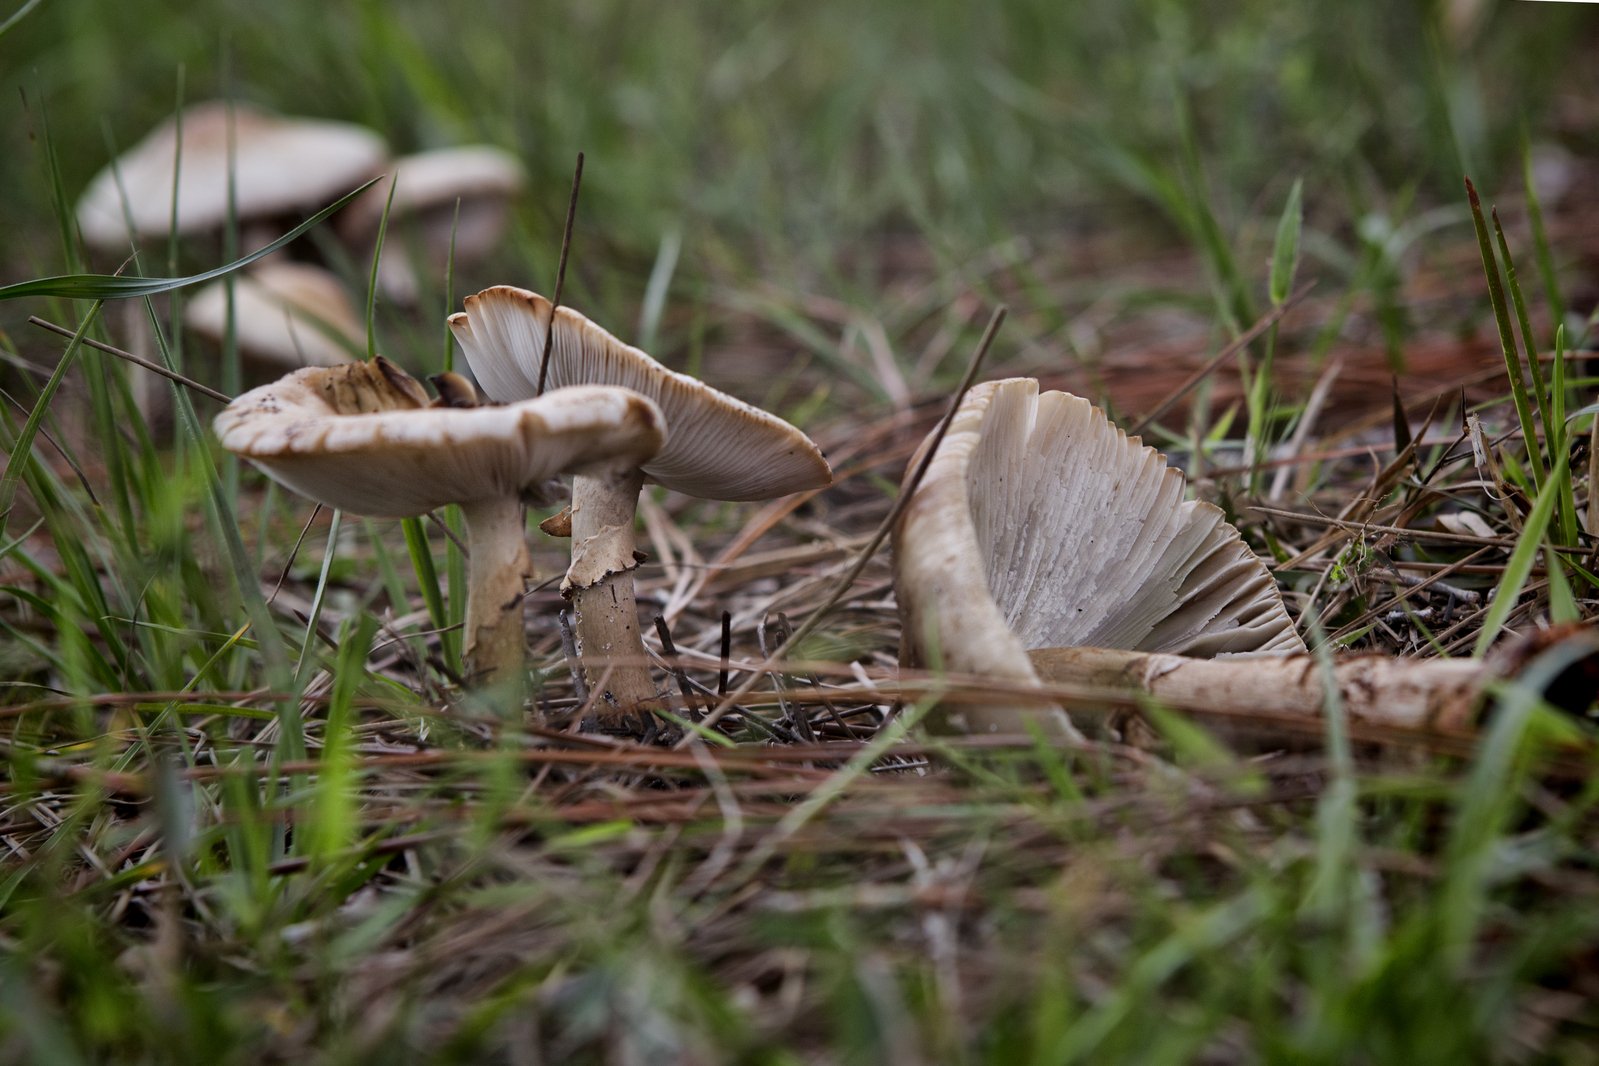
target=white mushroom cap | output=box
[184,262,365,369]
[447,286,832,501]
[894,377,1304,734]
[214,357,665,516]
[339,145,525,238]
[76,101,388,250]
[339,147,526,306]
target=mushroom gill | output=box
[893,377,1304,737]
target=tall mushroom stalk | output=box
[448,286,832,733]
[214,357,665,695]
[566,467,657,716]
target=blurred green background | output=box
[3,0,1594,353]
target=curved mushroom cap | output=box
[76,101,387,250]
[447,286,831,501]
[185,263,364,369]
[214,357,665,517]
[894,378,1304,732]
[339,145,525,238]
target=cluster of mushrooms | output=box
[77,101,525,374]
[215,287,833,733]
[214,304,1587,742]
[123,105,1584,741]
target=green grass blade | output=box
[638,227,682,354]
[1269,178,1304,307]
[1465,177,1544,494]
[1249,178,1303,485]
[1441,639,1594,967]
[293,509,344,684]
[1492,207,1551,440]
[0,178,378,302]
[401,516,448,650]
[362,172,401,360]
[308,613,378,861]
[1544,546,1578,624]
[0,0,46,38]
[0,301,103,541]
[1549,324,1579,549]
[1473,448,1569,657]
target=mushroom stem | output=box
[1027,646,1508,732]
[566,468,659,731]
[458,496,533,695]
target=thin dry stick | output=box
[0,384,101,505]
[718,609,732,697]
[535,152,585,397]
[678,305,1008,746]
[269,503,324,602]
[1327,546,1492,642]
[653,615,706,720]
[29,316,232,404]
[1129,281,1313,437]
[1252,505,1587,554]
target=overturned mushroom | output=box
[894,378,1599,740]
[894,377,1304,738]
[214,357,664,692]
[448,286,832,732]
[185,262,365,372]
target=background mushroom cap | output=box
[447,286,832,501]
[214,358,665,517]
[184,262,365,368]
[894,377,1304,731]
[76,101,388,249]
[339,145,526,237]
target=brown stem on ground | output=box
[566,468,659,733]
[459,496,532,701]
[1028,646,1494,732]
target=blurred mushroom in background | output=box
[184,262,366,377]
[338,146,526,305]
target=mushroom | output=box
[184,262,365,373]
[75,100,388,253]
[213,356,665,691]
[337,146,527,305]
[74,102,385,427]
[893,377,1304,738]
[447,285,832,732]
[894,378,1599,740]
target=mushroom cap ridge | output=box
[214,359,665,517]
[448,286,831,501]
